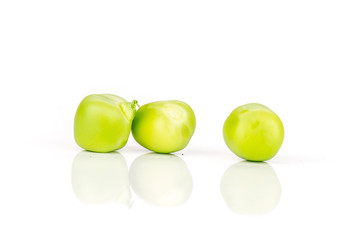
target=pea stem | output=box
[131,100,140,110]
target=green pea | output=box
[131,100,196,153]
[74,94,138,152]
[223,103,284,161]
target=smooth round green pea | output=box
[74,94,137,152]
[131,100,196,153]
[223,103,284,161]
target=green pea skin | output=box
[131,100,196,153]
[223,103,284,161]
[74,94,138,153]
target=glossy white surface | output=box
[1,143,359,239]
[1,0,359,239]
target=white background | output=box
[1,0,359,239]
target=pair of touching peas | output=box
[74,94,284,161]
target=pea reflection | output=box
[129,153,193,207]
[71,151,131,206]
[220,161,281,215]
